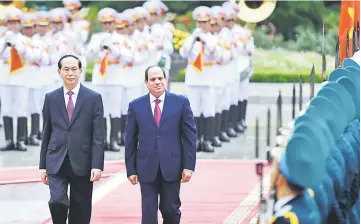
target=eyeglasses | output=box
[61,67,80,74]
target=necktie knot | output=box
[67,91,74,97]
[155,98,160,105]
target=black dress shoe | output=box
[227,127,237,138]
[0,140,15,151]
[16,141,27,151]
[219,132,230,142]
[202,141,214,152]
[211,137,222,147]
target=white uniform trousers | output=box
[215,86,226,114]
[121,86,142,116]
[231,81,239,106]
[1,85,29,117]
[186,86,216,118]
[238,77,249,101]
[96,85,122,118]
[28,88,44,114]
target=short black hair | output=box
[144,65,166,81]
[58,55,82,69]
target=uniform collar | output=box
[274,194,296,212]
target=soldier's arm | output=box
[179,36,196,58]
[80,21,90,44]
[162,35,174,55]
[219,44,231,65]
[245,34,255,56]
[50,37,68,65]
[85,34,101,59]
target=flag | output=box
[338,0,360,62]
[9,47,24,74]
[99,51,108,77]
[192,43,204,73]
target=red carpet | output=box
[0,161,125,185]
[89,161,270,223]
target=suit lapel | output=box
[159,92,171,127]
[57,88,69,125]
[147,94,157,127]
[69,84,87,127]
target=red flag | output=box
[9,47,24,74]
[99,52,108,77]
[338,0,360,61]
[192,44,204,73]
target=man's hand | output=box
[90,169,102,182]
[128,175,138,185]
[182,170,193,183]
[41,171,48,185]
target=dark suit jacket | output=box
[125,91,197,183]
[39,84,105,176]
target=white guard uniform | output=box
[179,14,221,118]
[47,8,71,90]
[114,12,142,117]
[63,0,90,82]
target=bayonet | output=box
[335,36,340,68]
[310,64,315,99]
[322,20,326,81]
[346,33,350,58]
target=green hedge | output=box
[176,68,323,83]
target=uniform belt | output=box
[123,63,133,68]
[188,62,216,66]
[96,61,120,65]
[3,61,39,66]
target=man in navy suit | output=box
[39,55,105,224]
[125,65,197,224]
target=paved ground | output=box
[0,82,310,223]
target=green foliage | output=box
[253,25,338,56]
[176,48,333,83]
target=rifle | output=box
[321,20,326,81]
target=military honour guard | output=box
[0,1,254,156]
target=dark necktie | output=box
[67,91,74,121]
[154,99,161,126]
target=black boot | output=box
[219,110,230,142]
[237,101,243,125]
[109,118,121,152]
[28,114,40,146]
[227,106,238,137]
[203,117,214,152]
[241,100,248,129]
[212,113,222,147]
[195,117,202,152]
[16,117,27,151]
[103,118,109,151]
[118,115,127,146]
[232,105,244,133]
[0,116,15,151]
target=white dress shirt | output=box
[64,83,80,108]
[41,83,101,173]
[149,91,165,114]
[149,91,193,173]
[273,194,296,213]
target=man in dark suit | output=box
[39,55,105,224]
[125,65,197,224]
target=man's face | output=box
[23,26,35,37]
[225,19,235,29]
[51,21,63,32]
[148,13,158,25]
[145,67,166,97]
[102,21,114,33]
[6,20,21,32]
[58,57,82,87]
[37,25,49,35]
[197,21,211,32]
[136,18,146,30]
[211,23,221,34]
[116,25,129,35]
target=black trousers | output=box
[48,155,93,224]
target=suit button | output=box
[158,136,159,138]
